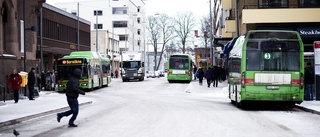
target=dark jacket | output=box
[305,66,314,84]
[197,69,205,79]
[205,69,213,79]
[66,69,85,98]
[28,71,36,86]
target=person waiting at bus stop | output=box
[57,68,85,127]
[304,62,315,101]
[7,69,22,103]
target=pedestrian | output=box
[51,71,56,91]
[40,70,46,90]
[304,62,315,101]
[197,68,205,85]
[45,71,52,91]
[205,67,213,88]
[7,69,22,103]
[193,65,197,80]
[57,68,85,127]
[28,68,36,100]
[212,66,221,87]
[115,69,119,78]
[220,66,226,81]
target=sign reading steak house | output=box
[297,28,320,38]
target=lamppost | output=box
[112,26,115,77]
[209,0,213,66]
[94,10,102,52]
[132,13,138,51]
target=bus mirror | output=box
[142,62,145,67]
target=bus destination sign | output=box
[62,60,82,65]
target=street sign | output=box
[315,41,320,74]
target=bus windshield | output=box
[246,40,300,71]
[169,57,190,70]
[122,61,141,68]
[57,65,88,80]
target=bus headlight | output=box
[81,83,87,86]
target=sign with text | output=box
[62,59,82,65]
[314,41,320,74]
[297,28,320,38]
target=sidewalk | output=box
[187,80,320,114]
[0,91,93,128]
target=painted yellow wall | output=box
[243,8,320,24]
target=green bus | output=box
[57,51,111,91]
[227,30,304,107]
[167,54,193,83]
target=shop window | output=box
[299,0,320,7]
[259,0,288,8]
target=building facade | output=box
[55,0,146,53]
[219,0,320,52]
[0,0,44,101]
[39,3,91,72]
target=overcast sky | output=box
[46,0,209,18]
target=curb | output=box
[0,101,92,128]
[295,105,320,115]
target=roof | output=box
[43,3,91,25]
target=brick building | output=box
[0,1,90,101]
[38,3,90,72]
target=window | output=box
[137,29,141,35]
[246,41,300,71]
[138,40,141,46]
[119,35,128,41]
[137,7,140,12]
[137,17,141,24]
[94,10,103,16]
[259,0,288,8]
[71,10,77,16]
[94,24,103,29]
[112,7,127,14]
[113,21,128,28]
[299,0,320,7]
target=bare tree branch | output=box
[173,11,196,54]
[146,16,161,71]
[156,13,176,70]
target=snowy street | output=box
[1,78,320,137]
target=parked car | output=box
[146,71,160,78]
[159,71,165,77]
[146,71,155,78]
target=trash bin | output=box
[19,71,28,87]
[18,71,28,98]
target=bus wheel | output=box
[91,80,94,91]
[235,90,241,108]
[168,80,172,83]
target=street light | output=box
[94,10,102,52]
[132,13,138,51]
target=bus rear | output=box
[241,30,304,105]
[167,54,192,83]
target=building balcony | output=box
[225,20,236,33]
[243,8,320,24]
[221,28,233,38]
[222,0,232,9]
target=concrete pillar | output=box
[47,53,54,72]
